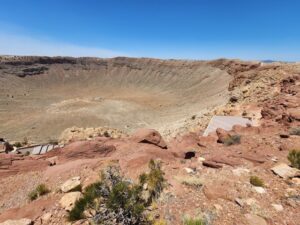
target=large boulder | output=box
[61,177,81,193]
[59,192,83,211]
[0,219,32,225]
[131,129,167,149]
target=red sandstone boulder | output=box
[131,129,167,149]
[216,128,231,144]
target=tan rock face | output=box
[0,219,32,225]
[59,192,83,211]
[61,177,81,193]
[131,128,167,149]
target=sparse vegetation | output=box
[13,142,22,148]
[22,137,28,146]
[183,216,205,225]
[289,127,300,136]
[250,176,264,187]
[139,159,165,202]
[223,135,241,146]
[288,149,300,169]
[48,138,59,145]
[69,160,165,224]
[175,176,202,189]
[28,184,50,201]
[153,219,167,225]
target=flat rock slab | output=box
[253,186,266,194]
[271,163,300,179]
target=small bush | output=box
[223,135,241,146]
[28,191,38,201]
[250,176,264,187]
[139,159,166,202]
[13,142,22,148]
[24,151,30,156]
[68,181,103,221]
[289,127,300,136]
[288,149,300,169]
[48,138,59,145]
[28,184,50,201]
[68,197,88,221]
[175,176,202,189]
[107,181,145,220]
[183,216,205,225]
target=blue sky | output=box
[0,0,299,60]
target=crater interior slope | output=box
[0,56,231,142]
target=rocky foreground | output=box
[0,58,299,225]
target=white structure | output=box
[17,144,57,155]
[203,115,252,136]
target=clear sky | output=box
[0,0,299,60]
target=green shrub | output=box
[288,149,300,169]
[107,181,145,220]
[13,142,22,148]
[28,190,38,201]
[68,197,86,221]
[289,127,300,136]
[28,184,50,201]
[68,181,103,221]
[69,160,165,224]
[250,176,264,187]
[223,135,241,146]
[183,216,205,225]
[139,159,166,202]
